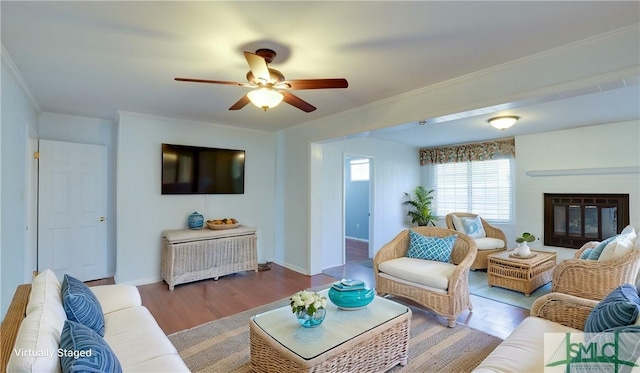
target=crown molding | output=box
[1,44,41,114]
[526,167,640,177]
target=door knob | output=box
[99,217,107,222]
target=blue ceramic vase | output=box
[188,211,204,229]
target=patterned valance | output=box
[419,137,515,165]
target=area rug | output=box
[468,270,551,309]
[168,296,502,373]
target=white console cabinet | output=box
[161,226,258,290]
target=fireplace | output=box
[543,193,630,249]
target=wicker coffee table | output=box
[249,289,411,373]
[487,250,557,296]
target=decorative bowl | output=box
[328,286,375,310]
[206,218,239,230]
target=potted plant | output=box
[402,186,438,227]
[515,232,535,256]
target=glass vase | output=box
[295,308,326,328]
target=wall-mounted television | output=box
[162,143,245,194]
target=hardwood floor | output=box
[346,238,369,262]
[88,262,528,339]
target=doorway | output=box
[344,156,372,263]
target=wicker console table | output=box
[487,250,556,296]
[161,226,258,290]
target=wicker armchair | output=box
[552,241,640,301]
[373,227,477,328]
[445,212,507,270]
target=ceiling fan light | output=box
[247,88,284,111]
[488,116,519,130]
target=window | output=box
[349,158,369,182]
[430,158,512,222]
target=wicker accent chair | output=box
[445,212,507,270]
[373,227,477,328]
[552,241,640,301]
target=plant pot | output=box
[516,242,531,257]
[295,308,326,328]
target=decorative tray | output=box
[509,252,537,259]
[206,219,239,230]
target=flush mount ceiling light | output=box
[247,87,284,111]
[488,116,519,130]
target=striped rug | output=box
[168,297,502,373]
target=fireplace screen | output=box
[544,193,629,249]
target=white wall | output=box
[115,112,276,285]
[276,24,639,275]
[1,60,39,317]
[319,137,420,269]
[516,120,640,260]
[38,112,117,276]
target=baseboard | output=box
[270,259,310,275]
[345,236,369,243]
[114,275,162,287]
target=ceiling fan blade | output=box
[285,78,348,90]
[282,91,316,112]
[229,95,251,110]
[175,77,249,87]
[244,51,271,83]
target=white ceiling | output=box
[2,1,639,147]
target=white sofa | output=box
[474,284,640,373]
[1,270,189,372]
[473,292,600,372]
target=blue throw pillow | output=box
[461,216,486,238]
[406,230,457,263]
[576,325,640,367]
[587,235,619,260]
[62,274,105,336]
[60,320,122,373]
[579,247,594,260]
[585,285,640,335]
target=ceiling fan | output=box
[175,48,348,113]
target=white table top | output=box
[251,289,409,360]
[163,225,256,243]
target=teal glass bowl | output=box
[328,287,375,310]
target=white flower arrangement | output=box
[290,290,327,316]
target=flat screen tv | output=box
[162,143,245,194]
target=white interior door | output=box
[38,140,108,281]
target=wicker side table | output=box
[487,250,557,296]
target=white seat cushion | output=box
[7,307,66,373]
[26,269,64,319]
[473,316,581,372]
[103,306,181,369]
[124,354,190,372]
[474,237,505,250]
[9,270,67,373]
[451,215,466,234]
[90,284,142,314]
[599,230,636,261]
[378,257,456,290]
